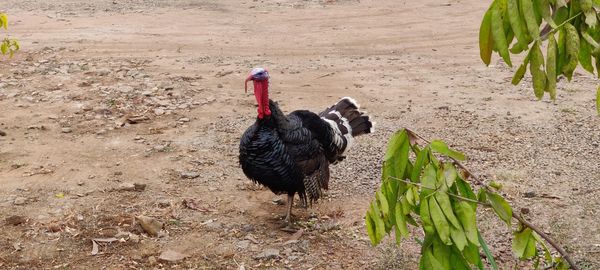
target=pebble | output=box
[61,127,72,133]
[13,197,27,205]
[136,215,163,236]
[253,248,280,260]
[180,171,200,179]
[178,117,190,122]
[236,240,250,250]
[148,256,157,265]
[157,199,172,208]
[159,250,188,262]
[154,108,165,116]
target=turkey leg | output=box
[284,194,294,224]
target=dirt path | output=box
[1,0,599,269]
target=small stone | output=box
[6,215,27,226]
[61,127,72,133]
[13,197,27,205]
[157,199,172,208]
[154,108,165,116]
[523,192,536,198]
[148,256,157,265]
[142,91,153,96]
[96,129,107,135]
[180,171,200,179]
[159,250,188,262]
[134,183,147,191]
[118,85,134,93]
[236,240,250,250]
[178,117,190,123]
[118,183,136,191]
[136,216,163,236]
[253,248,280,260]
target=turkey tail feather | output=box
[319,97,374,158]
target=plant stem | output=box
[540,12,582,41]
[404,128,580,270]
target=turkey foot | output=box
[281,194,298,232]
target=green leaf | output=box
[429,140,466,161]
[547,35,557,100]
[371,202,387,241]
[521,0,541,40]
[512,227,532,258]
[463,242,484,268]
[429,196,452,245]
[480,8,494,65]
[579,32,595,74]
[491,4,513,66]
[365,211,378,244]
[376,191,390,219]
[563,23,580,81]
[487,192,513,226]
[395,202,409,238]
[0,14,7,30]
[450,246,471,270]
[411,147,430,182]
[478,232,500,270]
[597,86,600,115]
[581,0,593,11]
[524,230,538,258]
[421,248,446,270]
[539,0,558,28]
[421,164,437,198]
[434,192,461,229]
[0,42,7,55]
[432,237,451,269]
[442,163,458,188]
[455,201,479,246]
[512,53,530,85]
[530,41,546,99]
[420,197,436,235]
[455,177,477,204]
[477,188,487,203]
[450,224,468,251]
[508,0,531,46]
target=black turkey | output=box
[239,67,374,226]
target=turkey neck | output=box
[258,100,292,130]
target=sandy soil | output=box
[0,0,599,269]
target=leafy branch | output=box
[406,129,578,270]
[366,128,576,270]
[479,0,600,113]
[0,13,20,57]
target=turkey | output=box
[239,67,374,227]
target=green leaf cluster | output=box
[0,13,19,58]
[366,129,570,269]
[480,0,600,113]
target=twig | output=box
[314,72,335,79]
[404,128,579,270]
[540,12,582,41]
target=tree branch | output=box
[404,128,579,270]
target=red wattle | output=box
[260,82,270,117]
[253,81,264,119]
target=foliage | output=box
[366,129,572,269]
[0,13,19,57]
[479,0,600,112]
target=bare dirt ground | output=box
[1,0,599,269]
